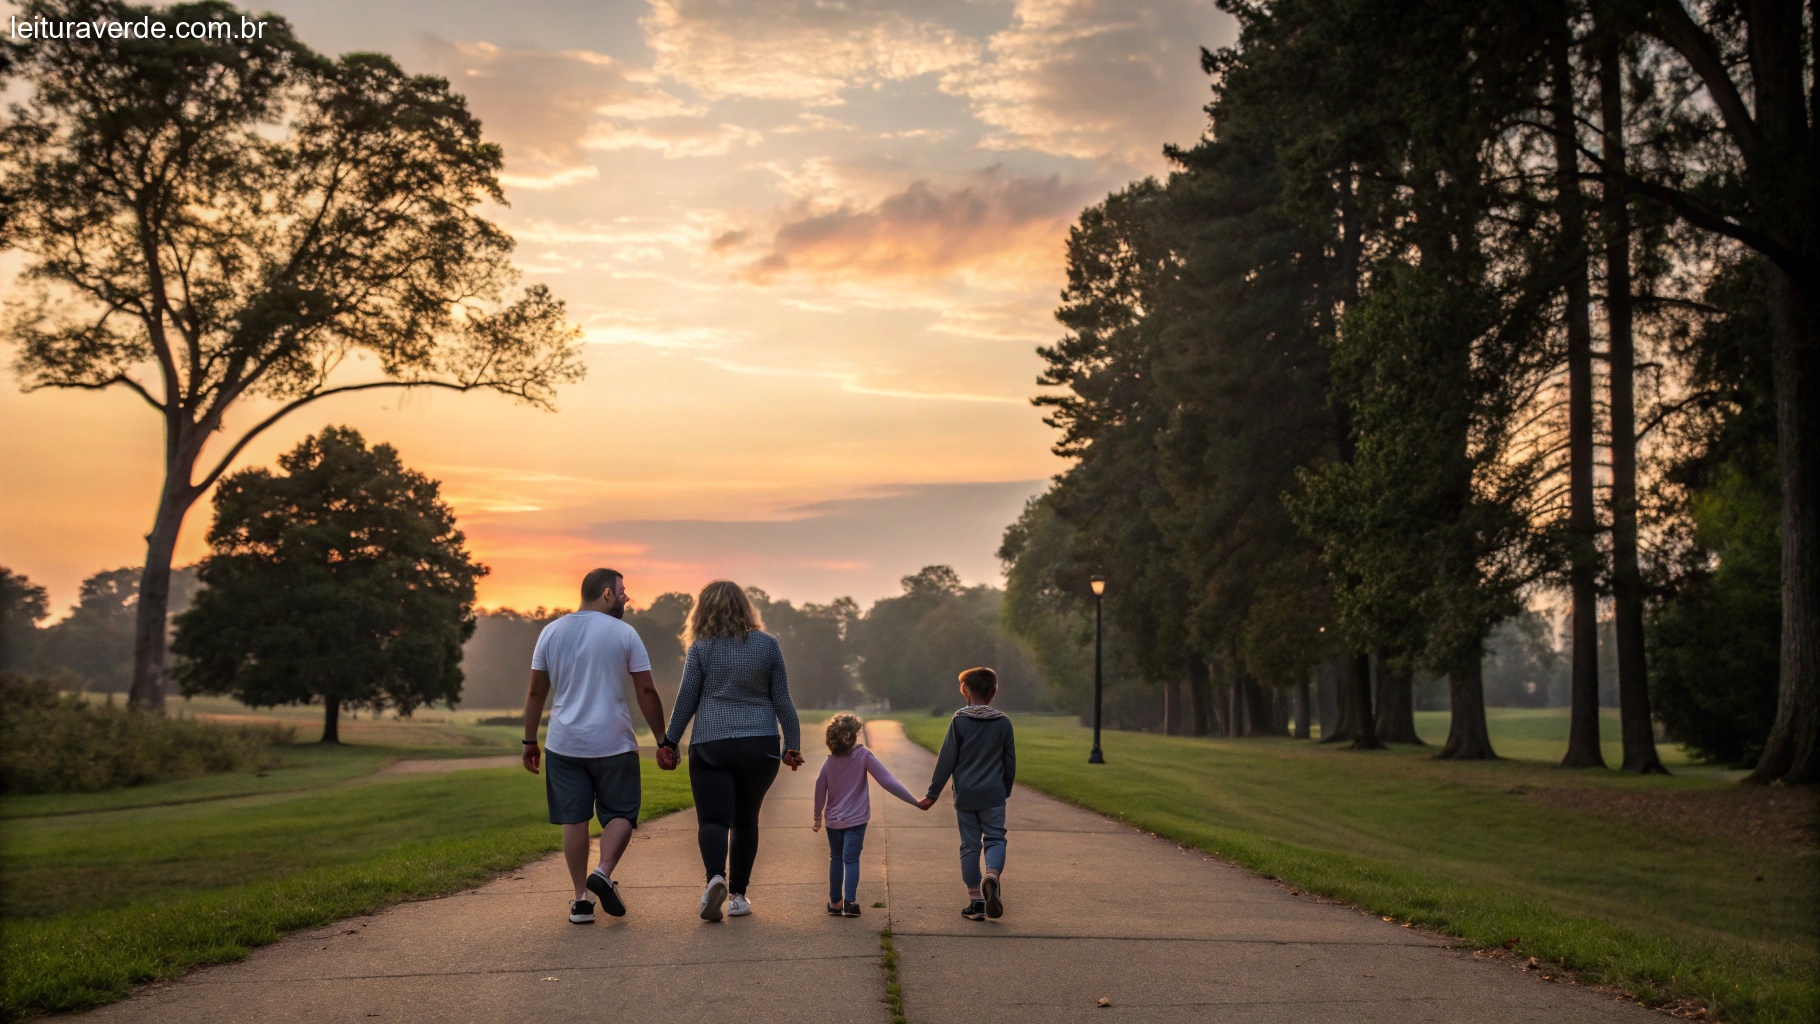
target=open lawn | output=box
[0,704,693,1021]
[896,709,1819,1024]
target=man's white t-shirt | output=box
[531,611,652,759]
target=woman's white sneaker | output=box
[700,875,728,922]
[726,893,752,916]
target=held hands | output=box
[916,797,934,810]
[654,745,680,771]
[782,749,805,771]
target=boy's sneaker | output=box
[982,876,1003,919]
[700,875,728,922]
[960,899,986,921]
[568,898,595,924]
[587,871,625,917]
[842,901,862,918]
[727,893,752,917]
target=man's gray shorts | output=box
[545,750,642,827]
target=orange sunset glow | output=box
[0,0,1237,613]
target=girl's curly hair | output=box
[824,712,863,755]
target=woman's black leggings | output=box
[688,735,781,894]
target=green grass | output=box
[0,758,692,1020]
[896,710,1818,1024]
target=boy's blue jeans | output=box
[826,823,867,904]
[956,805,1007,890]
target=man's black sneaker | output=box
[981,876,1003,919]
[842,901,862,918]
[587,872,626,917]
[960,900,986,921]
[568,898,596,924]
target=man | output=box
[522,568,673,924]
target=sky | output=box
[0,0,1236,615]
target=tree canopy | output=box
[172,427,486,742]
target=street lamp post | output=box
[1089,575,1106,764]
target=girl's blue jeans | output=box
[826,823,867,904]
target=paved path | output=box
[75,721,1662,1023]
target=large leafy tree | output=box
[172,427,486,743]
[0,0,583,712]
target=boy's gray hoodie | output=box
[925,705,1016,811]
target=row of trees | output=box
[461,565,1048,717]
[1002,0,1811,780]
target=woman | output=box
[658,580,803,922]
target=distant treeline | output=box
[460,566,1048,713]
[1,563,1050,715]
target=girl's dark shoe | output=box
[982,876,1003,919]
[842,901,862,917]
[568,898,596,924]
[960,899,986,921]
[827,900,844,915]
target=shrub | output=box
[0,674,292,795]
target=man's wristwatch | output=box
[521,739,537,746]
[657,738,678,751]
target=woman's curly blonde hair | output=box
[824,712,863,755]
[681,579,765,647]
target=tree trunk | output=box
[322,697,342,744]
[128,477,195,712]
[1321,655,1356,744]
[1373,650,1424,744]
[1346,651,1383,750]
[1436,660,1498,760]
[1229,671,1245,737]
[1316,665,1339,740]
[1749,266,1820,784]
[1553,17,1607,770]
[1294,676,1312,739]
[1187,653,1214,736]
[1600,30,1668,776]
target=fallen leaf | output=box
[541,977,559,982]
[1097,997,1111,1008]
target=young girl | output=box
[812,713,920,916]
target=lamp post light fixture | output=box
[1089,574,1106,764]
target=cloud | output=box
[738,167,1092,286]
[941,0,1230,165]
[641,0,982,104]
[421,38,705,185]
[582,119,765,159]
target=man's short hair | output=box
[581,568,623,603]
[959,666,998,699]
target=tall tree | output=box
[1598,23,1668,774]
[1603,0,1817,784]
[1552,7,1608,770]
[0,0,583,711]
[173,427,485,743]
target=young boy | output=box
[918,666,1016,921]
